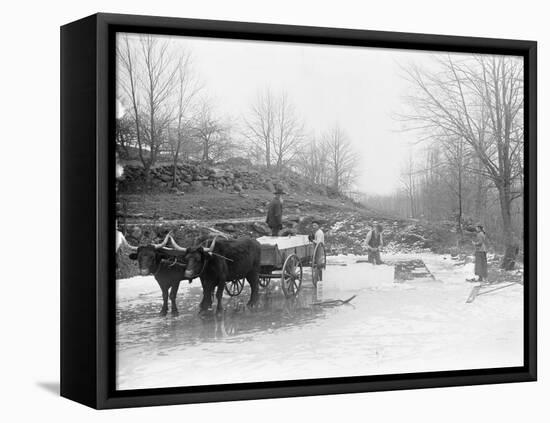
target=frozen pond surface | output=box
[116,253,523,390]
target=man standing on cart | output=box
[266,187,285,236]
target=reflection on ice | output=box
[117,283,331,351]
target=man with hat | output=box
[470,223,488,282]
[365,221,384,265]
[266,187,285,236]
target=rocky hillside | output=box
[116,205,473,279]
[118,210,463,257]
[116,161,480,279]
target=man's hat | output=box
[274,188,286,195]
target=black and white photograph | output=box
[3,0,547,418]
[114,31,527,391]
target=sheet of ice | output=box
[116,253,523,390]
[256,234,311,248]
[322,262,394,291]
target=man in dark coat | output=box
[266,188,285,236]
[365,222,384,265]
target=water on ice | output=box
[116,253,523,390]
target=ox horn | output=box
[203,236,218,253]
[118,231,138,252]
[168,234,187,252]
[152,232,172,249]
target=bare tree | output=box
[271,92,305,169]
[243,88,274,168]
[115,113,136,159]
[323,125,358,192]
[299,136,330,185]
[438,135,469,236]
[140,36,181,180]
[400,150,418,218]
[402,54,524,269]
[243,89,304,169]
[117,35,143,163]
[193,101,233,164]
[169,54,201,187]
[117,35,182,184]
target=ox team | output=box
[123,231,261,315]
[122,188,324,315]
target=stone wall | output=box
[119,162,333,196]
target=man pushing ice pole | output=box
[365,221,384,265]
[266,187,285,236]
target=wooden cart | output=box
[224,235,326,298]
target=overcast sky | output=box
[118,33,471,195]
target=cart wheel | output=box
[225,279,245,297]
[312,242,326,288]
[281,254,303,297]
[259,277,270,288]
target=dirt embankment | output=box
[116,161,498,279]
[118,190,462,254]
[116,191,472,279]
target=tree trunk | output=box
[474,168,485,221]
[144,162,152,190]
[172,143,180,188]
[202,141,209,164]
[277,155,283,170]
[457,160,463,239]
[408,172,415,218]
[334,162,339,192]
[498,183,518,270]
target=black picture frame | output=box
[60,12,537,409]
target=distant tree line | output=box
[116,34,359,193]
[371,54,524,269]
